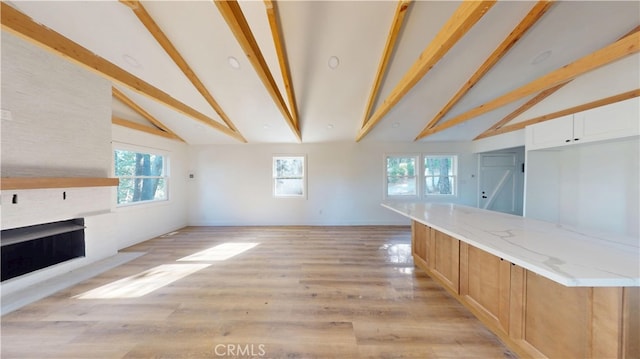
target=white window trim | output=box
[272,154,307,199]
[423,154,458,197]
[384,153,421,200]
[384,153,459,200]
[113,142,171,208]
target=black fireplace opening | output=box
[1,218,85,282]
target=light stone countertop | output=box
[382,201,639,287]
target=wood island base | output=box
[411,221,639,359]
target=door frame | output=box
[477,147,525,215]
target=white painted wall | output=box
[111,126,189,249]
[187,141,479,225]
[471,129,525,154]
[525,138,639,237]
[523,150,561,223]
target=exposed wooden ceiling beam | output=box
[120,0,244,140]
[360,0,412,128]
[264,0,299,131]
[474,82,569,140]
[355,1,496,142]
[415,31,640,140]
[474,25,640,140]
[0,2,245,143]
[118,0,139,10]
[112,116,181,141]
[215,0,301,142]
[417,0,553,137]
[112,87,185,142]
[475,89,639,139]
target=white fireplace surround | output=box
[0,186,118,297]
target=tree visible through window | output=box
[273,156,305,197]
[424,156,456,195]
[386,156,417,196]
[385,154,457,198]
[115,149,167,205]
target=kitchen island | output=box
[383,201,639,359]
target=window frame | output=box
[113,144,170,207]
[384,154,420,199]
[272,154,307,199]
[384,153,459,200]
[423,154,458,197]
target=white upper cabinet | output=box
[526,97,640,150]
[526,114,575,150]
[573,97,639,144]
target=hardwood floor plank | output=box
[211,320,357,345]
[41,303,179,322]
[3,343,133,359]
[357,344,439,358]
[0,320,94,345]
[1,226,513,358]
[429,343,518,358]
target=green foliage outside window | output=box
[273,156,305,197]
[115,149,167,205]
[385,155,456,197]
[386,157,415,183]
[386,156,417,196]
[424,156,455,195]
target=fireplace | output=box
[1,218,85,281]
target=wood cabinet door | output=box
[428,230,459,294]
[509,266,625,358]
[459,243,511,334]
[411,221,430,268]
[623,287,640,359]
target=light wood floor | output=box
[1,226,516,358]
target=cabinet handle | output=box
[574,138,580,141]
[565,139,571,143]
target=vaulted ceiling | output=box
[2,1,639,145]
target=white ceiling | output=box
[7,0,640,144]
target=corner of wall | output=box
[111,125,190,250]
[472,130,525,154]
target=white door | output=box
[478,153,521,215]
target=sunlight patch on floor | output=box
[177,242,259,262]
[74,243,259,299]
[74,263,210,299]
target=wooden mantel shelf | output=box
[1,177,119,190]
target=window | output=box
[385,154,458,198]
[386,156,418,197]
[273,156,305,197]
[424,155,457,196]
[114,149,168,205]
